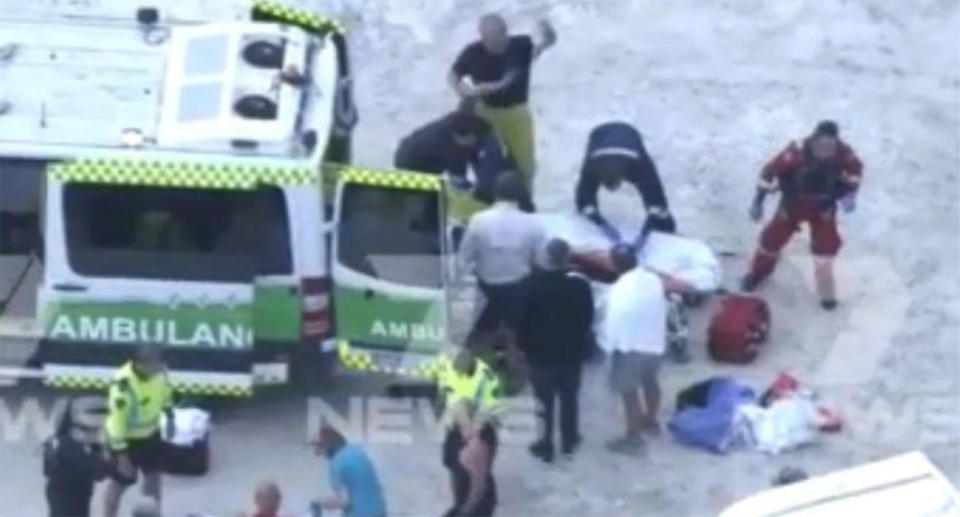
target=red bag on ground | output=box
[707,294,770,364]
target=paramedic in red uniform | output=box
[742,120,863,310]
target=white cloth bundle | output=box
[160,407,210,446]
[738,395,821,455]
[639,231,722,292]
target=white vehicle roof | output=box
[0,15,337,164]
[720,451,960,517]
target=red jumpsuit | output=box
[748,140,863,282]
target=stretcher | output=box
[534,213,723,292]
[535,213,724,363]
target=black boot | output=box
[529,440,554,463]
[820,299,838,311]
[561,434,582,457]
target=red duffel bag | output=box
[707,294,770,364]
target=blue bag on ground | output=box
[668,377,756,454]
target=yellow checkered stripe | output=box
[49,159,318,189]
[337,340,446,378]
[45,376,110,391]
[251,0,345,34]
[340,168,442,191]
[45,375,251,397]
[173,382,252,397]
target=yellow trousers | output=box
[476,103,536,189]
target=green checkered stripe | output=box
[251,0,345,34]
[340,168,442,191]
[48,159,318,189]
[45,375,252,397]
[337,340,446,378]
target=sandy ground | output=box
[1,0,959,515]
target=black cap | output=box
[813,120,839,138]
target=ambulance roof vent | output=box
[233,94,277,120]
[242,40,284,69]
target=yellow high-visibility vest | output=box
[104,362,173,451]
[436,357,501,415]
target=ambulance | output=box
[0,2,456,396]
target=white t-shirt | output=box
[601,267,667,355]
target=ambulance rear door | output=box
[331,169,450,376]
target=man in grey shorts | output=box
[601,244,668,453]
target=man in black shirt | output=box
[519,238,594,463]
[449,14,557,198]
[575,121,676,247]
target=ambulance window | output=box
[184,35,229,76]
[63,184,292,282]
[337,184,443,289]
[178,82,224,122]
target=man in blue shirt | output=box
[313,425,387,517]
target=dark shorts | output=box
[108,432,164,485]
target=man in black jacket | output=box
[395,111,496,185]
[395,110,533,212]
[44,401,108,517]
[520,238,594,463]
[575,122,676,247]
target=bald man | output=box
[449,14,557,197]
[251,481,282,517]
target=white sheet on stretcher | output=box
[534,213,722,292]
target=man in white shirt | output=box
[459,173,546,342]
[601,244,667,454]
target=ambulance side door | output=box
[39,172,258,394]
[249,186,301,345]
[330,172,451,373]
